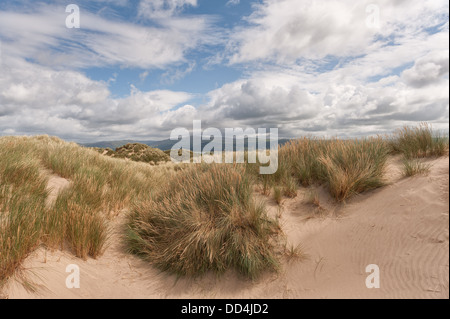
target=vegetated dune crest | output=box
[3,156,448,299]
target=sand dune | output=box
[3,157,448,299]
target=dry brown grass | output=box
[254,137,389,202]
[389,123,449,159]
[126,164,281,279]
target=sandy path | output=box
[45,172,71,208]
[3,157,449,299]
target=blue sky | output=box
[0,0,448,142]
[81,0,255,100]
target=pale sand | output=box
[44,172,71,208]
[2,156,448,299]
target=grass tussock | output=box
[113,143,169,164]
[284,244,307,262]
[390,123,449,159]
[253,137,389,202]
[389,123,447,178]
[279,138,329,187]
[303,188,321,207]
[402,158,431,177]
[126,164,280,279]
[318,138,388,202]
[283,176,298,198]
[273,186,283,205]
[94,143,170,165]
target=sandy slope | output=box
[2,157,449,299]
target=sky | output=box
[0,0,448,143]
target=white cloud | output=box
[96,0,130,6]
[402,50,449,88]
[226,0,240,7]
[139,71,150,82]
[203,79,323,127]
[0,5,210,69]
[138,0,197,19]
[226,0,449,65]
[161,61,196,84]
[0,57,194,141]
[202,45,449,138]
[193,0,448,137]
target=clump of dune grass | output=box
[302,188,327,216]
[283,176,298,198]
[303,188,321,207]
[319,138,388,202]
[402,158,431,177]
[126,164,280,279]
[0,140,49,283]
[273,187,283,205]
[44,187,108,259]
[257,137,389,202]
[114,143,170,164]
[278,138,328,187]
[284,244,307,262]
[390,123,449,159]
[388,123,446,179]
[93,144,170,165]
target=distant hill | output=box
[82,140,159,150]
[82,140,136,149]
[82,138,291,151]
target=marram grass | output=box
[0,135,168,284]
[126,164,281,279]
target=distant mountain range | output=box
[82,137,291,151]
[81,139,182,150]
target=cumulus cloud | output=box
[0,57,194,141]
[203,79,322,128]
[226,0,449,65]
[202,47,449,138]
[402,50,449,87]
